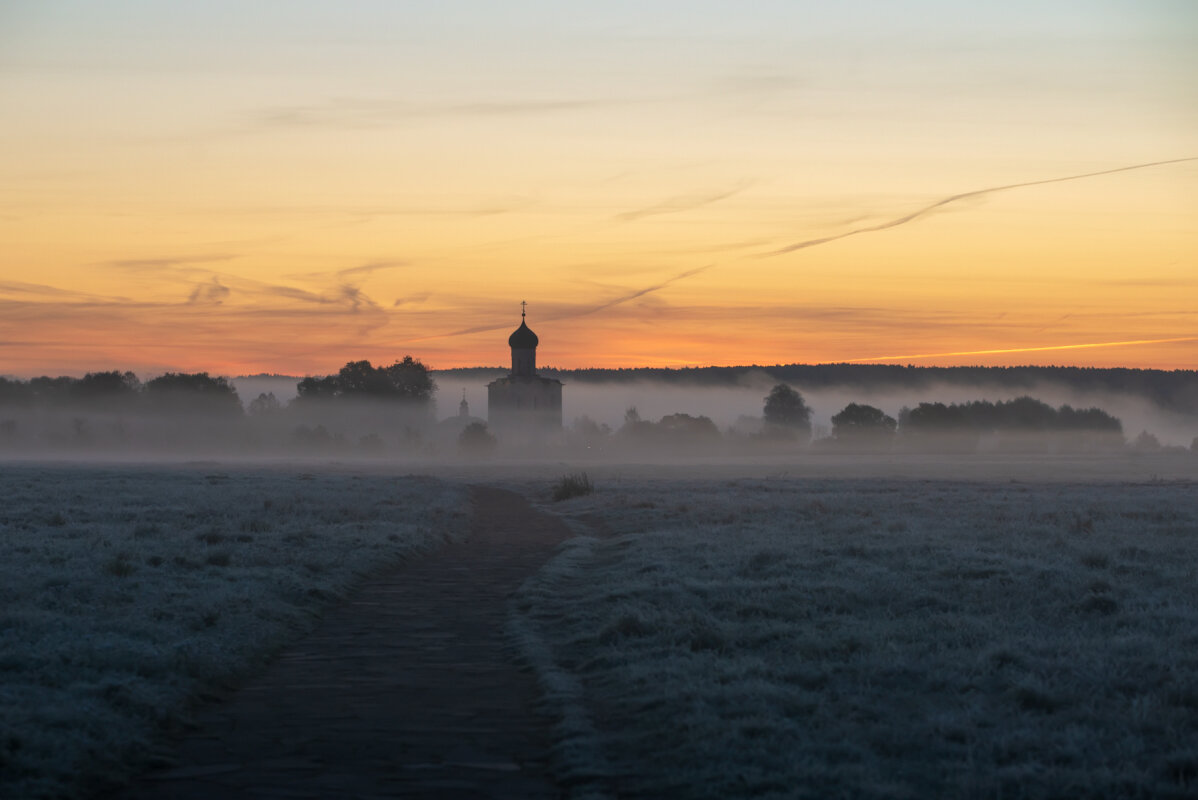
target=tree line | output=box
[0,371,243,415]
[0,358,436,416]
[564,385,1136,454]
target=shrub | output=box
[552,471,593,502]
[458,421,497,455]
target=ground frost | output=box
[519,477,1198,799]
[0,464,465,799]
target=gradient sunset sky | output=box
[2,1,1195,376]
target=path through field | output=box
[117,486,569,800]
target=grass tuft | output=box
[552,471,594,502]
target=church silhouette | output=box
[487,304,563,437]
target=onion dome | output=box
[508,320,539,348]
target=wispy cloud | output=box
[336,260,406,279]
[187,277,230,305]
[594,157,1198,326]
[616,181,753,222]
[392,292,431,308]
[104,254,238,271]
[252,97,627,130]
[560,266,713,318]
[759,157,1198,259]
[252,283,380,313]
[0,281,129,302]
[284,259,408,282]
[403,266,715,343]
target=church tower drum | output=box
[509,314,538,377]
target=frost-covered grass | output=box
[0,464,466,799]
[517,477,1198,799]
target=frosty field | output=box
[518,474,1198,799]
[0,464,466,799]
[4,456,1197,799]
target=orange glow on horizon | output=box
[845,338,1198,364]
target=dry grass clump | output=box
[552,471,594,502]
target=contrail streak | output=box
[845,336,1198,363]
[759,157,1198,258]
[403,265,713,343]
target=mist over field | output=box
[429,370,1197,448]
[0,365,1191,461]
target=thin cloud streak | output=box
[392,292,431,308]
[252,97,632,130]
[758,157,1198,259]
[285,260,409,282]
[403,266,714,344]
[0,281,131,302]
[845,337,1198,363]
[337,260,407,279]
[616,181,753,222]
[104,254,238,271]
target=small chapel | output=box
[487,304,563,436]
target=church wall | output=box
[487,377,562,435]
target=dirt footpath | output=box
[114,486,570,800]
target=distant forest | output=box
[442,364,1198,416]
[0,360,1193,454]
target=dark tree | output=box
[29,376,75,406]
[144,373,242,416]
[248,392,281,416]
[72,371,141,408]
[995,396,1057,430]
[382,356,436,402]
[831,403,897,440]
[901,402,970,432]
[337,360,388,395]
[762,384,812,440]
[1057,404,1122,433]
[295,375,339,401]
[295,356,435,404]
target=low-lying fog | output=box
[421,373,1197,448]
[1,372,1192,464]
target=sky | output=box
[1,1,1195,377]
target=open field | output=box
[0,465,466,799]
[518,474,1198,799]
[3,454,1196,798]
